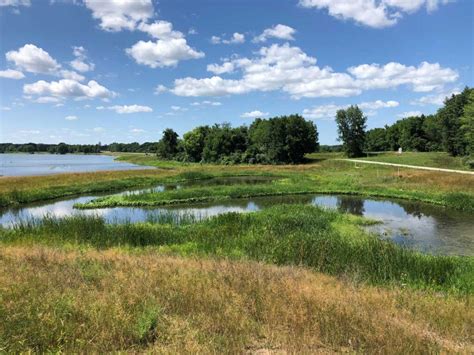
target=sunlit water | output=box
[0,153,152,176]
[0,180,472,256]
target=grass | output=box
[0,169,172,207]
[3,205,472,293]
[0,245,472,353]
[1,153,473,210]
[358,152,471,170]
[1,153,473,352]
[76,167,474,212]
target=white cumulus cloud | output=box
[348,61,458,92]
[126,38,204,68]
[97,104,153,114]
[171,43,457,99]
[303,104,343,119]
[254,24,296,42]
[33,96,62,104]
[24,79,116,101]
[299,0,453,28]
[83,0,154,32]
[0,0,30,7]
[241,110,269,118]
[6,44,60,74]
[397,110,423,118]
[410,88,461,106]
[358,100,399,109]
[60,69,85,81]
[65,115,78,121]
[70,46,95,72]
[0,69,25,79]
[211,32,245,44]
[191,100,222,106]
[137,20,184,40]
[154,84,168,95]
[303,100,399,119]
[207,62,235,74]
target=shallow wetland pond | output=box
[1,176,472,256]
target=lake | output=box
[0,153,153,176]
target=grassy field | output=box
[1,152,473,352]
[1,205,473,352]
[4,205,472,291]
[357,152,470,170]
[1,245,472,353]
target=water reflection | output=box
[0,189,472,256]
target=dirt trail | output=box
[340,159,474,175]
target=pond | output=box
[0,153,152,176]
[0,181,472,256]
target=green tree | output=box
[248,115,318,163]
[335,106,367,158]
[460,90,474,155]
[57,142,69,155]
[422,114,443,151]
[202,124,246,163]
[182,126,210,162]
[438,87,472,156]
[398,115,427,151]
[365,128,388,152]
[157,128,179,159]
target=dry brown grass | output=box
[391,169,474,191]
[1,246,472,353]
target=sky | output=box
[0,0,472,145]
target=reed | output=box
[3,205,472,293]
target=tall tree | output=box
[398,115,427,152]
[335,106,367,157]
[182,126,210,162]
[157,128,179,159]
[438,87,471,156]
[460,90,474,155]
[249,115,318,163]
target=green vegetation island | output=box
[1,90,473,352]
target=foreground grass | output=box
[359,152,470,170]
[3,205,472,293]
[0,246,472,353]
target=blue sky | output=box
[0,0,472,145]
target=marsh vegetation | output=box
[0,153,473,352]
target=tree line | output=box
[3,87,471,164]
[0,142,159,155]
[156,114,319,164]
[364,87,473,156]
[1,114,319,164]
[335,87,473,158]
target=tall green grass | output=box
[2,205,472,293]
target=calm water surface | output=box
[0,153,152,176]
[0,181,472,256]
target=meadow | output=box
[1,152,473,352]
[357,151,471,170]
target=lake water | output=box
[0,181,472,256]
[0,153,152,176]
